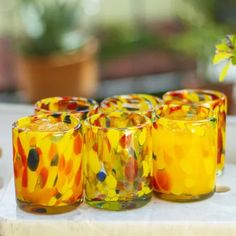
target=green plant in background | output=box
[169,23,227,65]
[17,0,85,56]
[213,35,236,81]
[170,0,229,80]
[185,0,218,22]
[98,25,166,60]
[171,0,228,66]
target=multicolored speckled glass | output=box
[153,104,217,202]
[12,114,83,214]
[35,96,98,119]
[84,111,152,210]
[100,94,163,121]
[163,89,227,175]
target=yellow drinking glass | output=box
[12,113,83,214]
[153,104,217,202]
[84,111,152,210]
[35,96,98,119]
[100,94,163,121]
[163,89,227,175]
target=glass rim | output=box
[12,113,81,133]
[163,89,226,106]
[156,104,216,124]
[34,96,98,114]
[100,93,163,113]
[84,111,152,131]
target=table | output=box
[0,103,235,236]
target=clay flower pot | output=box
[17,39,99,103]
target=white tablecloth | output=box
[0,103,235,236]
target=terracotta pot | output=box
[17,39,99,103]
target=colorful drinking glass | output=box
[35,96,98,119]
[12,113,83,214]
[163,89,227,175]
[84,111,152,210]
[100,94,163,121]
[153,104,217,202]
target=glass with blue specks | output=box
[12,114,83,214]
[84,111,153,210]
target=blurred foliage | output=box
[98,21,227,65]
[98,0,231,65]
[167,0,232,79]
[187,0,236,25]
[186,0,218,21]
[168,23,228,62]
[98,25,168,60]
[15,0,86,56]
[13,0,235,64]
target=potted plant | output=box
[14,0,98,102]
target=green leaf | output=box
[212,52,232,64]
[231,57,236,65]
[216,43,230,51]
[232,35,236,46]
[219,60,231,82]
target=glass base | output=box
[86,194,152,211]
[17,198,82,214]
[154,190,214,202]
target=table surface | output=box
[0,103,235,236]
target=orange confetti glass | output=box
[35,96,98,119]
[163,89,227,175]
[12,114,83,214]
[84,111,152,210]
[153,104,217,202]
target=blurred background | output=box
[0,0,236,112]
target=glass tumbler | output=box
[100,94,163,121]
[153,104,217,202]
[163,89,227,175]
[12,114,83,214]
[35,96,98,119]
[84,111,152,210]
